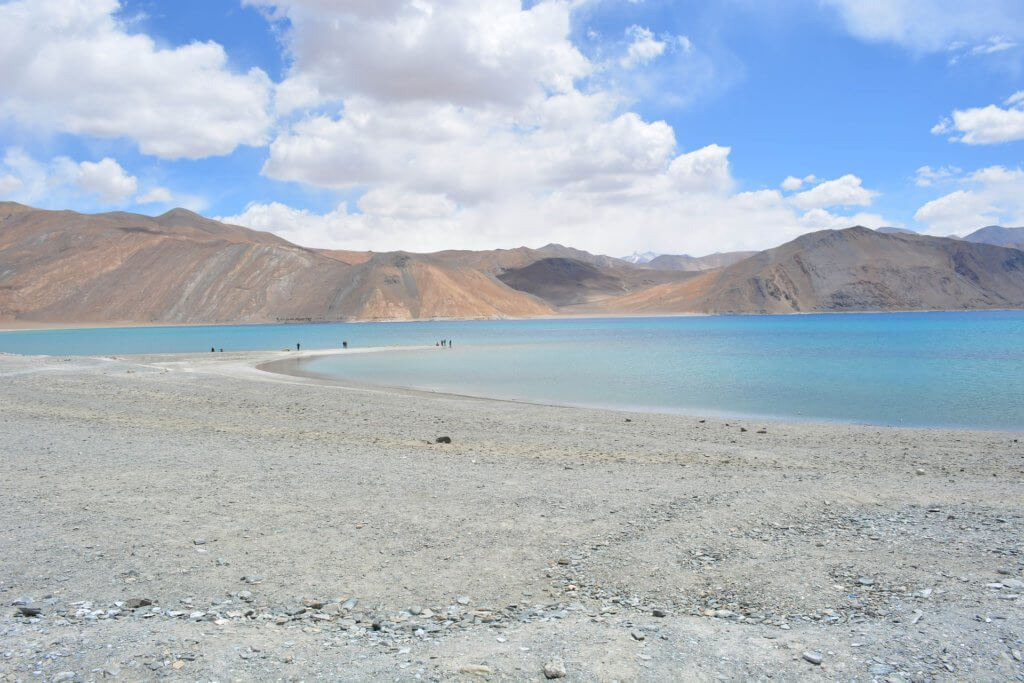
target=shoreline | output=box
[149,347,1023,434]
[2,306,1023,333]
[1,349,1021,680]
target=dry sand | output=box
[0,349,1022,682]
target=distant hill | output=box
[962,226,1024,250]
[601,227,1024,314]
[621,251,660,265]
[876,227,917,235]
[1,203,1022,324]
[646,251,755,271]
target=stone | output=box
[436,436,452,444]
[1001,578,1024,589]
[12,597,33,606]
[631,630,645,641]
[543,658,568,679]
[304,599,324,609]
[459,664,493,675]
[238,590,254,602]
[457,595,471,605]
[802,651,823,665]
[915,468,925,475]
[857,577,875,586]
[52,674,76,682]
[193,539,207,545]
[652,608,667,617]
[172,660,185,670]
[125,598,152,609]
[342,598,358,610]
[17,606,42,617]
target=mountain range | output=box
[1,201,1022,324]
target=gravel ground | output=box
[0,350,1022,682]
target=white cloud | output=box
[914,165,1024,234]
[788,174,878,210]
[0,0,273,159]
[0,148,141,206]
[933,92,1024,144]
[781,176,804,191]
[248,0,589,110]
[620,25,666,69]
[822,0,1024,53]
[220,1,895,255]
[137,187,174,204]
[914,164,961,187]
[72,158,138,203]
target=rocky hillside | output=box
[0,202,553,323]
[602,227,1024,314]
[963,226,1024,250]
[645,251,755,271]
[2,203,1023,324]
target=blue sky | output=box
[1,0,1023,256]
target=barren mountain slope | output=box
[496,257,699,307]
[0,203,552,323]
[963,225,1024,250]
[601,227,1024,314]
[645,250,755,271]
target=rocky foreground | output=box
[0,351,1022,681]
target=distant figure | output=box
[342,341,348,349]
[211,347,215,352]
[296,342,301,351]
[219,348,223,352]
[449,339,453,348]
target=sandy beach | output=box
[1,349,1022,681]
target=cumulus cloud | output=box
[247,0,589,109]
[213,1,894,255]
[0,0,273,159]
[137,187,174,204]
[0,148,144,206]
[620,26,666,69]
[787,174,878,210]
[822,0,1024,53]
[914,165,962,187]
[914,165,1024,234]
[933,92,1024,144]
[72,158,138,203]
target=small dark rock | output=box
[652,608,667,617]
[17,606,42,617]
[435,436,452,444]
[125,598,152,609]
[803,651,823,665]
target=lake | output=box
[2,312,1023,429]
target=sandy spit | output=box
[0,350,1022,681]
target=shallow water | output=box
[2,312,1021,429]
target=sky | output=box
[1,0,1023,257]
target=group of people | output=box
[436,339,453,347]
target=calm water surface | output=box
[1,312,1022,429]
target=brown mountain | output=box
[0,202,553,323]
[962,226,1024,250]
[645,250,755,271]
[2,204,1023,324]
[602,226,1024,314]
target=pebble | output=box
[543,658,568,679]
[652,608,667,617]
[238,590,254,602]
[435,436,452,444]
[457,595,471,605]
[17,606,42,617]
[802,651,823,665]
[459,664,493,675]
[51,673,76,682]
[631,630,645,641]
[342,598,358,610]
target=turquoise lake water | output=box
[1,312,1022,429]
